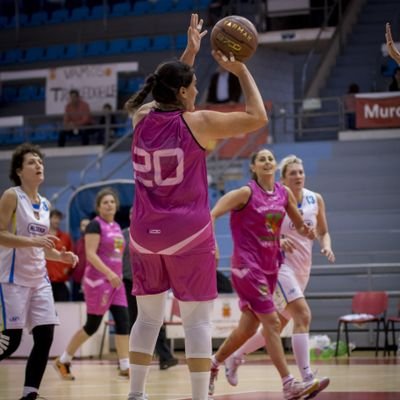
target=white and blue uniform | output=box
[0,187,59,332]
[274,188,318,319]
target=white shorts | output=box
[0,279,59,332]
[273,263,310,320]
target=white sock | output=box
[60,351,73,364]
[23,387,38,397]
[129,364,150,395]
[282,374,294,386]
[190,371,210,400]
[119,358,130,371]
[235,330,265,358]
[291,333,312,380]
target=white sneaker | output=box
[208,362,219,396]
[224,354,244,386]
[304,376,330,399]
[283,378,319,400]
[127,393,148,400]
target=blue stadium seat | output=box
[1,86,18,103]
[43,44,65,61]
[0,16,9,29]
[17,85,38,102]
[172,0,193,11]
[28,11,48,26]
[31,123,58,143]
[88,4,109,20]
[107,38,129,55]
[64,43,81,59]
[6,13,28,28]
[49,9,69,24]
[2,49,22,65]
[129,37,151,52]
[175,34,187,50]
[110,2,131,17]
[132,1,151,15]
[69,6,89,22]
[22,47,45,63]
[151,0,174,14]
[150,35,172,51]
[36,86,45,101]
[84,40,107,57]
[127,77,144,93]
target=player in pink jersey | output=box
[0,143,78,400]
[217,155,335,399]
[208,149,319,400]
[55,188,130,380]
[123,14,268,400]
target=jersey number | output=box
[133,147,184,187]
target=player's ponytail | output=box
[124,73,157,115]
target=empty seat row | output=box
[0,34,187,65]
[0,0,211,29]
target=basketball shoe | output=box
[53,357,75,380]
[127,392,148,400]
[304,374,330,399]
[208,360,219,396]
[224,354,244,386]
[283,377,319,400]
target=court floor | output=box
[1,352,399,400]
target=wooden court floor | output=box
[1,351,399,400]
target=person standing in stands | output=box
[122,209,178,370]
[71,217,90,301]
[208,149,319,400]
[46,209,73,301]
[0,143,78,400]
[219,154,335,399]
[206,65,242,104]
[58,89,93,147]
[124,13,267,400]
[54,188,130,380]
[386,22,400,65]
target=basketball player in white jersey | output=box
[0,143,78,400]
[220,155,335,399]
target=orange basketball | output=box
[210,15,258,62]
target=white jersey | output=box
[281,188,318,276]
[0,186,50,287]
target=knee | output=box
[263,314,282,335]
[83,316,102,336]
[0,329,22,360]
[293,308,311,330]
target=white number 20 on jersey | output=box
[133,147,184,187]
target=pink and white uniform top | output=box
[84,216,125,282]
[130,109,214,255]
[281,188,318,275]
[230,180,288,275]
[0,186,50,287]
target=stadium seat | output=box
[49,9,69,24]
[107,38,129,55]
[64,43,81,59]
[17,86,38,102]
[28,11,48,27]
[31,123,58,143]
[69,6,89,22]
[1,86,18,103]
[84,40,107,57]
[43,44,65,61]
[6,13,28,28]
[110,2,131,17]
[132,1,151,16]
[88,4,109,20]
[175,34,187,50]
[150,35,172,51]
[172,0,193,12]
[2,49,23,65]
[151,0,174,14]
[0,16,8,29]
[129,37,151,52]
[22,47,45,63]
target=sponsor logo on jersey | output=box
[27,223,47,235]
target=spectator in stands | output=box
[71,217,90,301]
[46,209,74,301]
[54,188,130,380]
[122,212,179,370]
[343,83,359,130]
[206,66,242,104]
[0,143,78,400]
[58,89,93,147]
[389,67,400,91]
[386,22,400,66]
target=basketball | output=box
[210,15,258,62]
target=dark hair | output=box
[50,209,64,219]
[249,148,275,181]
[69,89,79,96]
[348,83,359,94]
[95,187,120,212]
[124,60,194,113]
[9,143,44,186]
